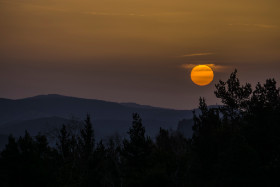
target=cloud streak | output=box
[84,12,144,17]
[228,23,278,29]
[180,52,214,57]
[181,64,230,72]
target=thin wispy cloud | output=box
[24,4,67,12]
[84,11,192,18]
[228,23,278,29]
[84,12,144,17]
[181,64,230,72]
[180,52,214,57]
[150,11,193,17]
[0,1,68,13]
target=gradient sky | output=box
[1,0,280,109]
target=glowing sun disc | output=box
[191,65,214,86]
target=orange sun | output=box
[190,65,214,86]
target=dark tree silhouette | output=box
[79,114,95,159]
[1,70,280,186]
[191,70,280,186]
[57,124,71,160]
[121,113,154,187]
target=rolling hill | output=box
[0,94,194,149]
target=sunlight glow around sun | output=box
[190,65,214,86]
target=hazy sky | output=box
[1,0,280,109]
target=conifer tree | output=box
[121,113,153,186]
[79,114,95,159]
[57,124,71,159]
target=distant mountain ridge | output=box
[0,94,192,124]
[0,94,194,149]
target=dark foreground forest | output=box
[1,70,280,187]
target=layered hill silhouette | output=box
[0,94,194,148]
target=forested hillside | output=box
[0,70,279,186]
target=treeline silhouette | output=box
[0,70,280,187]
